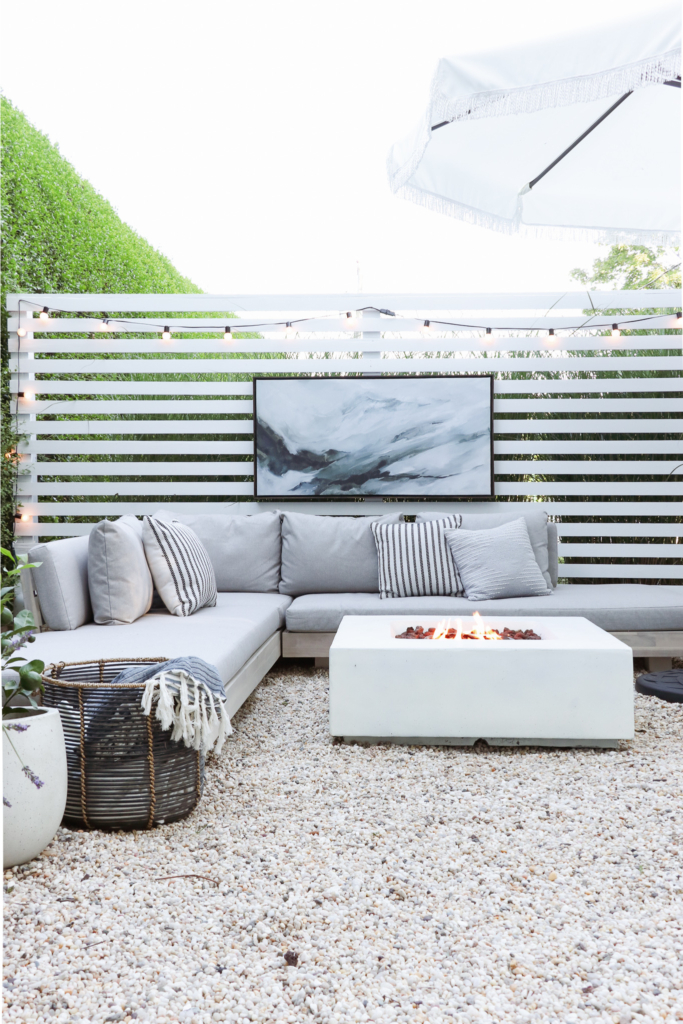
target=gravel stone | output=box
[3,662,683,1023]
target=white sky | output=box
[1,0,669,296]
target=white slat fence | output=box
[7,291,682,584]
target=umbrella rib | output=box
[527,90,633,191]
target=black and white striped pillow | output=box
[371,515,463,599]
[142,517,217,617]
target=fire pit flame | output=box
[395,616,541,641]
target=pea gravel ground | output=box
[3,662,683,1024]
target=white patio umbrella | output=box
[387,3,681,243]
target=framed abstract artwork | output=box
[254,375,494,499]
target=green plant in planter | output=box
[2,547,46,804]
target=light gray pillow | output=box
[417,507,552,590]
[28,535,92,631]
[88,516,153,625]
[153,510,281,592]
[444,518,551,601]
[279,512,402,596]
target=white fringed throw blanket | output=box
[111,657,231,754]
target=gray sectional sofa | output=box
[25,509,683,718]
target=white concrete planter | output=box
[3,707,68,868]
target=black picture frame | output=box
[253,374,495,501]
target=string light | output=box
[611,323,621,338]
[421,320,433,336]
[545,327,559,347]
[23,391,35,402]
[11,303,682,339]
[16,327,26,337]
[224,326,232,342]
[20,514,30,522]
[98,319,112,332]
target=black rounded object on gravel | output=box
[635,670,683,704]
[42,658,204,830]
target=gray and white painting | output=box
[254,377,492,497]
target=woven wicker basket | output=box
[41,658,204,831]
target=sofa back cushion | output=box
[279,511,402,596]
[416,507,553,590]
[28,535,92,631]
[88,516,153,625]
[153,510,281,592]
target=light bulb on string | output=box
[16,327,26,338]
[161,326,172,342]
[98,319,111,332]
[343,311,358,330]
[421,320,433,336]
[545,328,559,347]
[483,327,495,343]
[223,327,232,342]
[39,306,49,321]
[284,322,296,341]
[611,323,621,339]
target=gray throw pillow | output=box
[88,516,153,625]
[28,535,92,631]
[153,510,281,592]
[444,518,551,601]
[417,507,552,589]
[279,512,402,596]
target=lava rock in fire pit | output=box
[395,625,541,640]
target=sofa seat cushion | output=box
[285,585,683,633]
[29,593,291,685]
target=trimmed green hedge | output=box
[1,96,202,552]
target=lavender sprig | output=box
[21,765,44,790]
[4,723,30,732]
[3,796,11,807]
[2,631,35,654]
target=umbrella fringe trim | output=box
[394,182,681,246]
[388,48,681,195]
[430,48,681,129]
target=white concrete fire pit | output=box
[329,615,634,748]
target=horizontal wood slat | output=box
[9,331,681,350]
[10,356,683,374]
[11,379,682,395]
[7,289,680,311]
[558,543,680,557]
[17,501,683,517]
[559,565,682,579]
[22,419,683,436]
[19,440,683,455]
[19,460,682,476]
[16,398,683,415]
